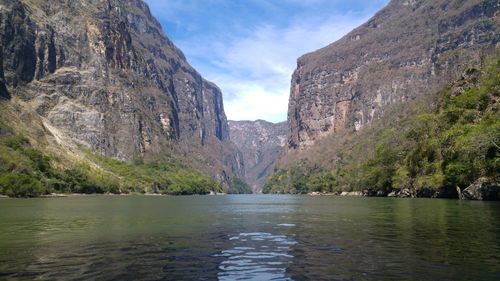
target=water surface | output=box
[0,195,499,280]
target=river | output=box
[0,195,499,280]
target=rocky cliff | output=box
[0,0,242,185]
[266,0,499,197]
[229,120,287,193]
[288,0,499,150]
[266,59,499,197]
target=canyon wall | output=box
[0,0,243,185]
[288,0,499,150]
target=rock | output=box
[40,193,68,198]
[362,189,376,197]
[462,178,500,201]
[0,40,9,99]
[387,191,397,197]
[456,185,462,199]
[363,189,388,197]
[399,188,413,198]
[228,120,287,193]
[285,0,498,151]
[341,191,363,196]
[152,182,161,194]
[0,0,244,186]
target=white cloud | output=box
[224,84,290,122]
[145,0,380,123]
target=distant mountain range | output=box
[229,120,287,193]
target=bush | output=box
[229,177,252,194]
[309,172,336,192]
[0,172,44,197]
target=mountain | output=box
[267,0,499,198]
[229,120,287,193]
[0,0,243,196]
[288,0,498,150]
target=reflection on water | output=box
[216,231,296,280]
[0,195,499,280]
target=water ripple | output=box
[277,224,296,227]
[216,232,296,281]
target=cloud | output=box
[145,0,387,123]
[185,16,368,122]
[224,84,289,122]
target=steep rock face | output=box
[0,0,241,184]
[229,120,287,192]
[461,178,500,201]
[288,0,499,149]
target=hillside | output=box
[0,0,244,196]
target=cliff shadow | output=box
[0,81,10,100]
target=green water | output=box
[0,195,499,280]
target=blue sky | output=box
[144,0,389,123]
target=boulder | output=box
[364,189,388,197]
[349,191,363,196]
[398,188,413,198]
[362,189,376,196]
[461,178,500,201]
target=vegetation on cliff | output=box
[228,177,253,194]
[264,59,499,196]
[0,137,225,198]
[0,101,227,197]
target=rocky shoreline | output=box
[2,178,498,200]
[308,178,500,201]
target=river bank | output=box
[307,178,500,201]
[0,191,229,199]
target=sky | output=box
[144,0,389,123]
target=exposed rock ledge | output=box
[461,178,500,201]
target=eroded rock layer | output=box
[288,0,499,150]
[0,0,242,184]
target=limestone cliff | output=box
[229,120,287,193]
[0,0,242,185]
[288,0,499,150]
